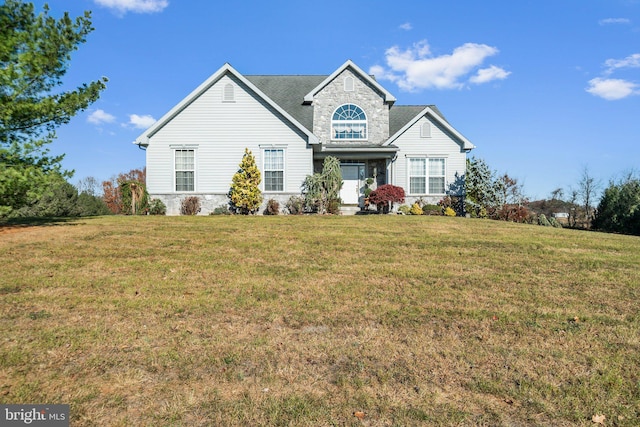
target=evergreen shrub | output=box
[148,199,166,215]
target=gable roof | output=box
[134,61,473,152]
[386,106,475,151]
[245,75,324,131]
[134,63,319,147]
[302,60,397,105]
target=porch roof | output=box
[315,144,399,159]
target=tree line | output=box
[465,157,640,236]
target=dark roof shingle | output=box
[246,75,443,138]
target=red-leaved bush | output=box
[369,184,405,213]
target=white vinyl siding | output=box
[263,148,284,192]
[145,74,313,196]
[393,116,467,198]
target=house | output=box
[134,60,475,215]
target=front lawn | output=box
[1,215,638,426]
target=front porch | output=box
[314,144,397,210]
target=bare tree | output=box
[76,176,101,197]
[550,187,564,200]
[577,166,601,228]
[566,188,579,228]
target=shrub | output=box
[369,184,405,213]
[444,207,457,217]
[538,213,551,226]
[265,199,280,215]
[210,204,231,215]
[496,205,533,223]
[422,204,441,216]
[549,216,562,228]
[438,196,464,216]
[229,148,263,215]
[327,199,341,215]
[285,196,305,215]
[77,192,111,216]
[13,177,80,218]
[302,156,342,214]
[148,198,166,215]
[410,203,424,215]
[180,196,201,215]
[398,205,411,215]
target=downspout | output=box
[388,154,397,185]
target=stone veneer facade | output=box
[311,69,390,146]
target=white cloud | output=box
[470,65,511,84]
[93,0,168,14]
[87,109,116,125]
[604,53,640,74]
[128,114,156,129]
[370,40,509,91]
[599,18,631,25]
[399,22,413,31]
[587,53,640,100]
[586,77,639,100]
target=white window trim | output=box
[406,155,448,195]
[172,147,197,193]
[261,147,286,193]
[331,103,368,141]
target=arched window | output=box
[331,104,367,140]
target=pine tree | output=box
[229,148,263,214]
[1,1,107,216]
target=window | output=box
[223,83,235,102]
[344,76,354,92]
[175,149,195,192]
[332,104,367,140]
[408,157,446,194]
[263,149,284,191]
[429,158,446,194]
[409,158,426,194]
[420,122,431,138]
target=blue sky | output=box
[33,0,640,200]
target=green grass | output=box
[1,215,639,426]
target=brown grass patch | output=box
[1,215,639,426]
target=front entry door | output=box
[340,164,365,205]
